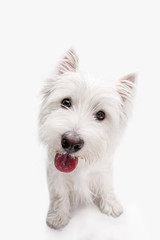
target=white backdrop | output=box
[0,0,160,239]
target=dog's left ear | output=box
[57,48,79,74]
[117,73,137,102]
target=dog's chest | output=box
[69,164,104,205]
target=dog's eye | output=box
[96,111,105,121]
[61,98,72,108]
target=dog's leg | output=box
[93,167,123,217]
[46,169,70,229]
[46,195,70,229]
[98,192,123,218]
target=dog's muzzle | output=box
[61,131,84,154]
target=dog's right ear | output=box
[57,48,79,74]
[41,49,79,100]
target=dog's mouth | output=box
[54,153,78,173]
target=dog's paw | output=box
[100,198,123,217]
[46,208,70,229]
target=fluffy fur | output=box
[39,49,136,229]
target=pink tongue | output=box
[54,153,78,173]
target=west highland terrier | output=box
[39,49,136,229]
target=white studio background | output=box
[0,0,160,239]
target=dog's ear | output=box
[57,48,79,74]
[117,73,136,102]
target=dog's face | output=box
[39,49,136,172]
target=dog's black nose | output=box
[61,132,84,154]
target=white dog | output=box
[39,49,136,229]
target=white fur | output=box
[39,49,136,229]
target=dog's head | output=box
[39,49,136,172]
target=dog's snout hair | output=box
[61,131,84,154]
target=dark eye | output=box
[96,111,105,121]
[61,98,72,108]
